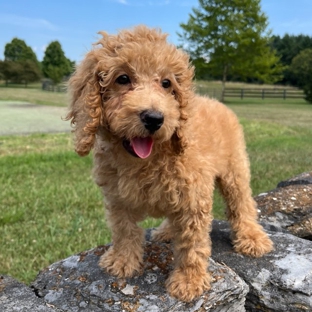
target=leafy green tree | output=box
[0,59,41,86]
[272,34,312,66]
[271,34,312,85]
[289,49,312,103]
[42,41,73,85]
[4,38,38,63]
[19,60,42,87]
[179,0,284,101]
[0,60,19,85]
[2,38,41,86]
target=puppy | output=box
[66,25,273,302]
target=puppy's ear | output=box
[65,51,103,156]
[170,52,194,156]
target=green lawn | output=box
[0,83,67,106]
[0,84,312,284]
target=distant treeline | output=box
[194,34,312,86]
[271,34,312,86]
[1,34,312,102]
[0,38,74,87]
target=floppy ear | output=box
[65,51,103,156]
[170,50,195,156]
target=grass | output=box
[0,134,108,283]
[0,83,67,107]
[0,84,312,285]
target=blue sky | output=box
[0,0,312,62]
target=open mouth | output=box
[122,137,154,159]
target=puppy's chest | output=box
[104,161,182,212]
[119,165,173,201]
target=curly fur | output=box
[66,25,273,302]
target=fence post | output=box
[283,89,286,100]
[262,89,265,100]
[241,89,244,99]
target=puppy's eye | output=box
[162,79,171,89]
[116,75,131,85]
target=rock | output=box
[277,171,312,188]
[0,275,63,311]
[211,220,312,312]
[255,172,312,240]
[31,237,249,312]
[4,172,312,311]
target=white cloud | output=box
[111,0,128,4]
[148,0,170,5]
[0,13,58,31]
[111,0,172,6]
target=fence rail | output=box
[42,81,305,101]
[42,81,66,92]
[224,88,304,100]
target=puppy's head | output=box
[66,25,194,158]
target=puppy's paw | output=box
[166,268,211,302]
[99,247,142,278]
[234,231,273,257]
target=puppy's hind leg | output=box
[217,157,273,257]
[151,218,173,242]
[99,205,145,278]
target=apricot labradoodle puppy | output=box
[66,25,273,302]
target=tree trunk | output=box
[221,65,228,102]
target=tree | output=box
[289,49,312,103]
[42,41,73,85]
[179,0,284,101]
[2,38,41,86]
[19,60,42,87]
[0,60,20,85]
[271,34,312,85]
[4,38,38,63]
[0,59,41,86]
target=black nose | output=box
[140,110,164,133]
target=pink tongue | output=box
[131,137,154,159]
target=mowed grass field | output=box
[1,82,312,284]
[0,83,68,106]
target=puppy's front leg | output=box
[99,205,144,278]
[166,193,213,302]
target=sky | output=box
[0,0,312,63]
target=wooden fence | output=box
[42,80,66,92]
[42,81,305,101]
[224,88,304,100]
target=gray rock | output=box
[255,174,312,240]
[5,172,312,311]
[31,239,248,312]
[211,220,312,312]
[277,171,312,188]
[0,275,63,311]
